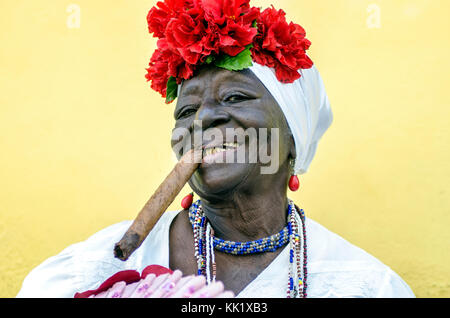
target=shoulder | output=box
[305,218,415,298]
[17,211,181,298]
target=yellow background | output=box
[1,0,449,297]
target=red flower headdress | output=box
[145,0,313,103]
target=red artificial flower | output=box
[147,0,195,37]
[251,6,313,83]
[144,0,313,102]
[202,0,250,24]
[165,13,211,64]
[147,7,170,38]
[145,46,196,99]
[203,0,259,56]
[146,49,169,97]
[218,19,258,56]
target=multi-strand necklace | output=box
[188,199,308,298]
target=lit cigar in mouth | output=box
[114,148,202,261]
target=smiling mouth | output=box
[203,142,239,157]
[201,142,244,164]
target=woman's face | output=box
[171,65,295,199]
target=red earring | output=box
[181,192,194,210]
[288,175,300,192]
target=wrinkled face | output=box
[171,65,295,199]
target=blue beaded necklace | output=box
[188,199,308,298]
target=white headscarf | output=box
[249,63,333,175]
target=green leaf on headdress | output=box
[165,76,178,104]
[214,44,253,72]
[205,55,215,64]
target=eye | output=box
[176,106,197,120]
[224,93,249,103]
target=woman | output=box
[17,0,414,298]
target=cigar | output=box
[114,148,202,261]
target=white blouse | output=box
[17,211,415,298]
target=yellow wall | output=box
[1,0,449,297]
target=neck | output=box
[200,181,289,242]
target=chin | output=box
[190,162,254,198]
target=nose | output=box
[195,100,231,131]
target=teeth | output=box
[204,143,239,157]
[224,143,239,148]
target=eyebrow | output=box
[181,70,258,95]
[217,71,257,88]
[180,81,201,97]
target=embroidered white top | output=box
[16,210,415,298]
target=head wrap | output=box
[249,63,333,175]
